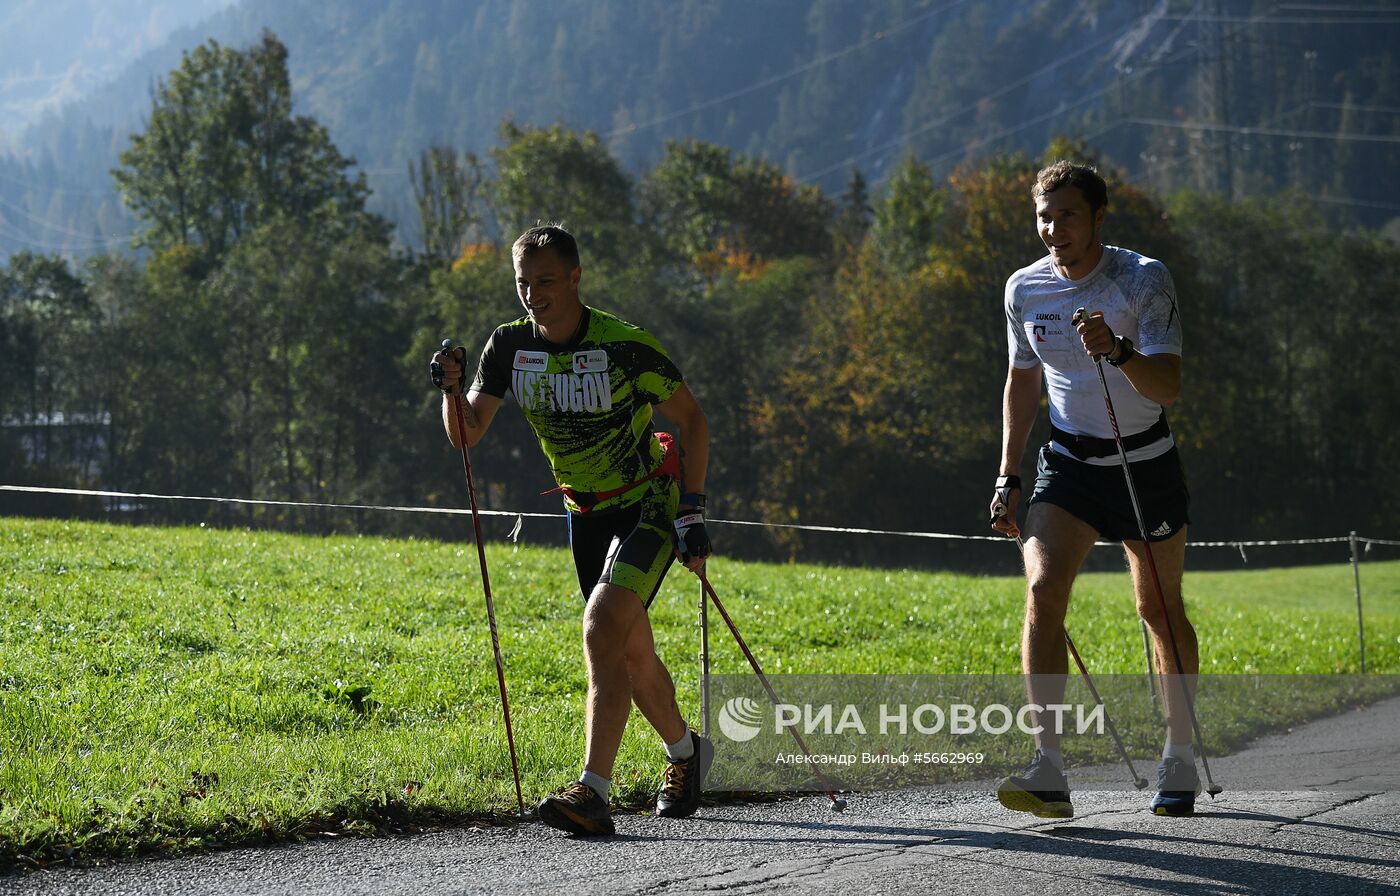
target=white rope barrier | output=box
[2,484,1395,550]
[0,485,562,520]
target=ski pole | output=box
[1070,309,1222,797]
[698,570,848,812]
[993,502,1148,789]
[440,338,526,815]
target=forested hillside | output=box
[3,33,1397,564]
[0,0,235,141]
[1,0,1397,259]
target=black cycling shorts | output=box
[567,477,678,606]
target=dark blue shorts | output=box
[1027,444,1190,542]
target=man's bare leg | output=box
[1021,502,1100,753]
[1124,528,1196,748]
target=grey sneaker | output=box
[1150,756,1200,817]
[656,731,714,818]
[997,749,1073,819]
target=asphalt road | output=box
[9,698,1400,896]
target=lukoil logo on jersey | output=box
[512,350,549,372]
[717,696,765,742]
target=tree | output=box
[0,253,100,484]
[105,244,234,499]
[640,139,834,274]
[869,154,945,273]
[1168,191,1400,537]
[106,31,403,516]
[491,121,634,268]
[409,145,492,266]
[834,167,872,256]
[113,31,370,272]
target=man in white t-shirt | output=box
[991,161,1201,818]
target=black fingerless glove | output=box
[674,510,711,563]
[430,344,466,394]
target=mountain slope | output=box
[0,0,236,145]
[2,0,1397,259]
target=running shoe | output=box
[656,731,714,818]
[1150,756,1200,817]
[997,749,1074,819]
[538,781,615,836]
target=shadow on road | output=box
[678,812,1400,896]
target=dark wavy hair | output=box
[1033,161,1108,214]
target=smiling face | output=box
[513,246,583,338]
[1035,185,1105,280]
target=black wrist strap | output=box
[1106,336,1135,367]
[995,474,1022,491]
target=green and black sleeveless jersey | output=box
[471,306,683,513]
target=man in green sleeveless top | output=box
[431,225,713,837]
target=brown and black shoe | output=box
[538,781,615,836]
[656,731,714,819]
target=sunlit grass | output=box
[1,517,1395,864]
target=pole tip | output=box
[830,797,848,812]
[1134,777,1149,790]
[1206,785,1224,798]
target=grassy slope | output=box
[1,517,1396,864]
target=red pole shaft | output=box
[451,392,525,814]
[699,572,843,804]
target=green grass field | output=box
[2,517,1397,866]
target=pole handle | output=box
[1071,307,1110,363]
[434,338,468,393]
[990,501,1006,526]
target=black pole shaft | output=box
[1001,526,1147,789]
[1080,331,1220,795]
[1064,630,1148,788]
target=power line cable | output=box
[1309,101,1400,116]
[803,0,1392,190]
[0,218,133,253]
[0,193,135,241]
[0,165,122,199]
[1163,13,1400,22]
[797,1,1294,186]
[796,10,1157,186]
[1122,115,1400,144]
[603,0,975,141]
[1279,3,1400,10]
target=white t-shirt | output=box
[1005,245,1182,466]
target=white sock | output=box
[665,730,695,761]
[579,769,610,800]
[1037,747,1065,771]
[1163,741,1194,763]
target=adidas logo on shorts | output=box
[1150,522,1172,538]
